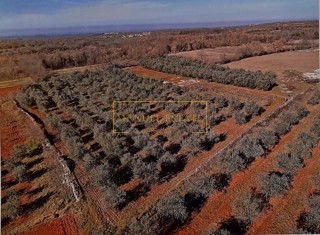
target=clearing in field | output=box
[170,46,241,64]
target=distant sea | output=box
[0,20,273,39]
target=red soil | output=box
[0,85,21,96]
[21,215,79,235]
[119,178,140,191]
[0,87,42,160]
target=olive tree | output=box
[259,172,291,198]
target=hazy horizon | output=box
[1,19,318,38]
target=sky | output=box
[0,0,318,31]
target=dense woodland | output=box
[141,56,277,90]
[0,20,318,80]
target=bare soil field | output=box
[225,49,319,97]
[225,49,319,79]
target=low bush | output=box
[11,164,28,183]
[307,89,320,105]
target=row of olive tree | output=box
[218,105,309,175]
[296,173,320,233]
[141,56,277,90]
[259,114,320,199]
[124,174,221,234]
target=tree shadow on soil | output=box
[22,192,53,214]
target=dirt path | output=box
[248,143,320,234]
[176,104,319,234]
[0,77,32,89]
[74,164,120,225]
